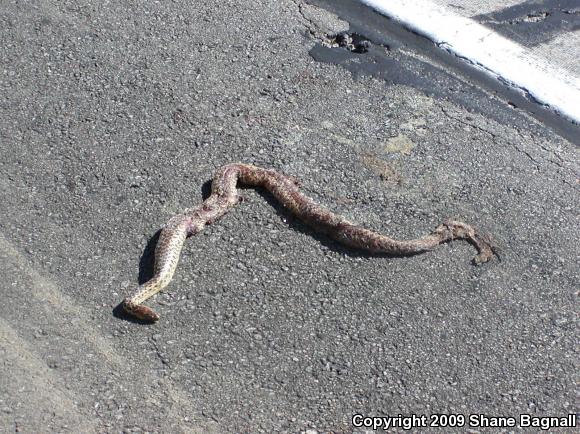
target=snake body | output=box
[122,163,498,322]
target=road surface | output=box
[0,1,578,432]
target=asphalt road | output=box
[0,1,578,433]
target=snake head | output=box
[470,231,502,265]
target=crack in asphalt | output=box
[440,106,578,189]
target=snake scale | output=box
[122,163,498,322]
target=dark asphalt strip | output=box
[474,0,580,46]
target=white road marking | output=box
[360,0,580,124]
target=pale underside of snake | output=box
[122,163,498,322]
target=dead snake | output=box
[122,163,498,322]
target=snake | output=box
[122,163,498,322]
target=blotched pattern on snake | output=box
[122,163,498,322]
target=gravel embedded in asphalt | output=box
[0,1,578,433]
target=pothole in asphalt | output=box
[323,32,372,53]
